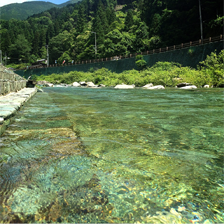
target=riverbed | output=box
[0,87,223,223]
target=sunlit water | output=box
[0,87,223,223]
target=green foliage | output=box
[9,34,31,61]
[0,1,59,20]
[0,0,222,65]
[35,55,223,88]
[199,50,224,86]
[124,9,134,31]
[6,63,29,70]
[135,55,147,70]
[188,48,194,56]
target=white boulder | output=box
[87,82,98,88]
[0,117,4,124]
[114,84,135,89]
[203,85,209,88]
[179,85,197,89]
[72,82,81,87]
[142,83,153,88]
[146,85,165,89]
[98,84,106,87]
[48,83,54,87]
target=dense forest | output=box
[0,0,223,65]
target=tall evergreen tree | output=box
[76,4,86,33]
[124,9,134,31]
[46,23,55,44]
[92,14,104,45]
[33,31,40,56]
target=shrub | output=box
[199,50,224,86]
[135,55,147,70]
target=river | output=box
[0,87,223,223]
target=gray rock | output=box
[80,81,87,86]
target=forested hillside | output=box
[0,0,222,66]
[0,2,59,20]
[0,0,82,20]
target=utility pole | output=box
[199,0,203,43]
[46,45,49,67]
[91,31,97,59]
[0,50,2,65]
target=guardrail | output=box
[28,34,223,69]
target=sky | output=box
[0,0,67,7]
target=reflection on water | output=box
[0,87,223,223]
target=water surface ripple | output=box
[0,87,223,223]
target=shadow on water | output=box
[0,87,223,223]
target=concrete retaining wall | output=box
[0,65,27,95]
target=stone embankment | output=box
[0,64,37,136]
[0,65,27,95]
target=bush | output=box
[35,51,223,87]
[135,55,147,70]
[199,50,224,86]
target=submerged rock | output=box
[37,88,44,92]
[114,84,135,89]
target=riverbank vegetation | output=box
[35,50,224,88]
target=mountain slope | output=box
[0,0,81,20]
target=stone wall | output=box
[0,64,27,95]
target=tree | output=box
[33,31,40,56]
[76,4,86,33]
[134,21,149,52]
[49,31,72,63]
[135,54,147,70]
[9,34,31,62]
[124,9,134,31]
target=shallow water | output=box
[0,87,223,223]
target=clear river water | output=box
[0,87,223,223]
